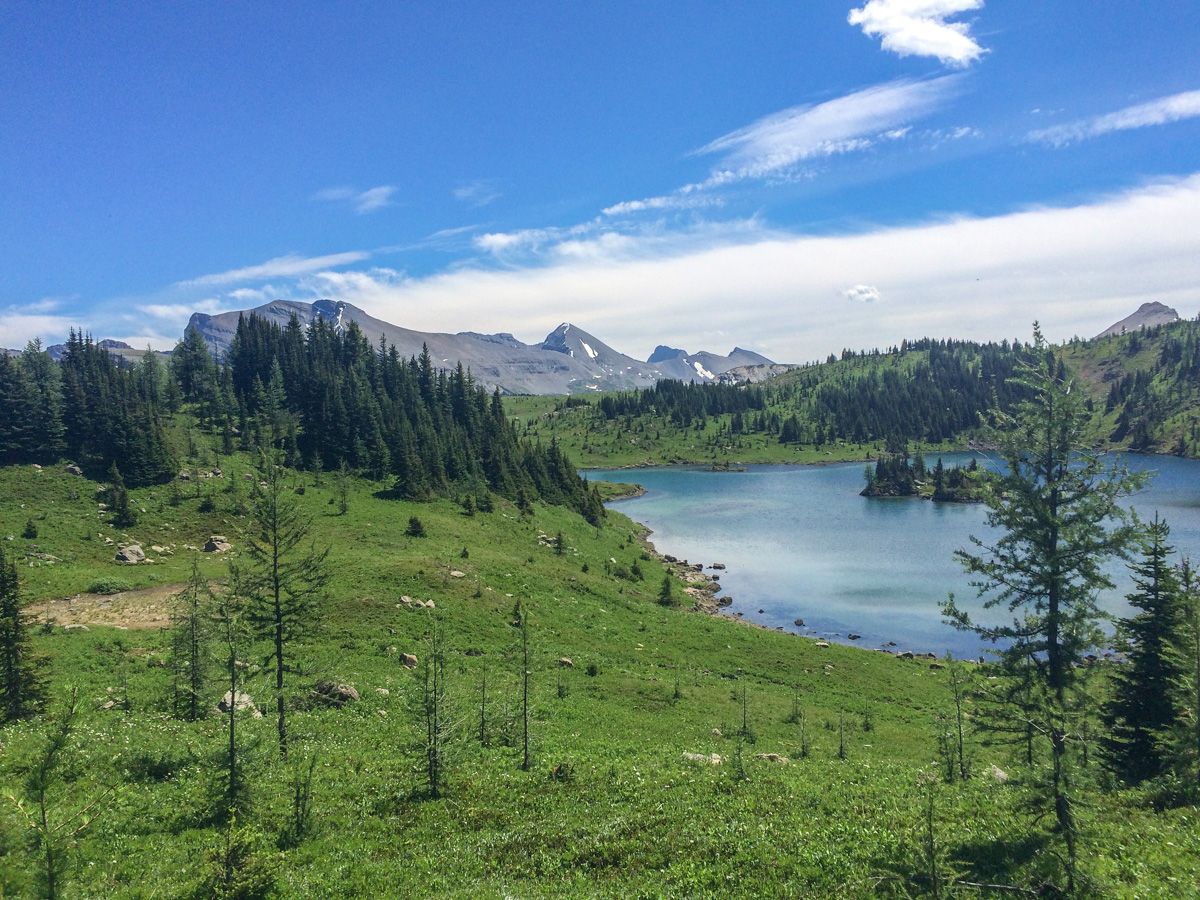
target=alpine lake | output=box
[588,453,1200,658]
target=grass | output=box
[1,456,1198,896]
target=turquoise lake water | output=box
[587,454,1200,657]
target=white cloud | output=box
[314,184,397,214]
[178,251,370,287]
[844,284,883,303]
[849,0,987,67]
[0,312,75,348]
[453,180,502,207]
[696,77,960,180]
[285,175,1200,362]
[1028,89,1200,147]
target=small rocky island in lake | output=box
[861,451,991,502]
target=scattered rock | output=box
[712,728,723,738]
[558,657,574,668]
[115,544,145,564]
[755,753,789,764]
[716,596,733,607]
[884,641,897,647]
[683,752,722,765]
[218,691,260,717]
[424,600,436,610]
[64,464,83,477]
[814,640,830,648]
[710,563,726,570]
[375,688,390,697]
[243,473,254,480]
[203,535,232,553]
[989,764,1009,783]
[848,633,861,641]
[312,681,359,706]
[897,651,915,660]
[63,623,90,632]
[399,653,418,669]
[399,595,414,606]
[929,662,945,670]
[449,570,466,578]
[794,618,806,627]
[757,608,765,614]
[177,471,191,481]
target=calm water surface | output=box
[588,454,1200,657]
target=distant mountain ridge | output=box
[185,299,770,394]
[1095,301,1180,339]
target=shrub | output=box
[406,517,426,538]
[22,520,38,539]
[88,578,132,595]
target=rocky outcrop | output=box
[115,544,145,564]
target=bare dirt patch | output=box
[30,583,188,630]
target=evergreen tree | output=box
[232,452,330,760]
[107,462,137,528]
[943,326,1144,892]
[1160,558,1200,787]
[1,545,42,721]
[169,558,213,722]
[1102,516,1188,784]
[657,575,675,607]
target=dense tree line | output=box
[584,338,1032,448]
[0,317,604,522]
[0,336,174,486]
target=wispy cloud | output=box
[453,180,502,207]
[697,76,960,179]
[178,251,371,287]
[1028,89,1200,147]
[313,184,397,214]
[604,77,960,217]
[849,0,987,68]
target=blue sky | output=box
[2,1,1199,361]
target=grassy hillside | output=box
[507,321,1200,470]
[2,454,1198,897]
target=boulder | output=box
[896,651,915,660]
[64,464,83,477]
[115,544,145,564]
[63,623,90,632]
[814,640,830,648]
[312,681,359,707]
[449,570,466,578]
[218,691,260,716]
[755,753,790,764]
[203,535,232,553]
[710,562,726,570]
[683,752,722,765]
[399,653,418,669]
[558,657,574,668]
[177,471,191,481]
[929,662,945,670]
[424,599,436,610]
[794,618,806,627]
[848,633,861,641]
[988,764,1009,783]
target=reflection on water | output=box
[587,454,1200,657]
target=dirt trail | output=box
[30,583,189,630]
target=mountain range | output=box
[185,298,774,394]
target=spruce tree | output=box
[1102,516,1187,784]
[1160,558,1200,787]
[1,545,42,721]
[107,462,137,528]
[943,326,1144,892]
